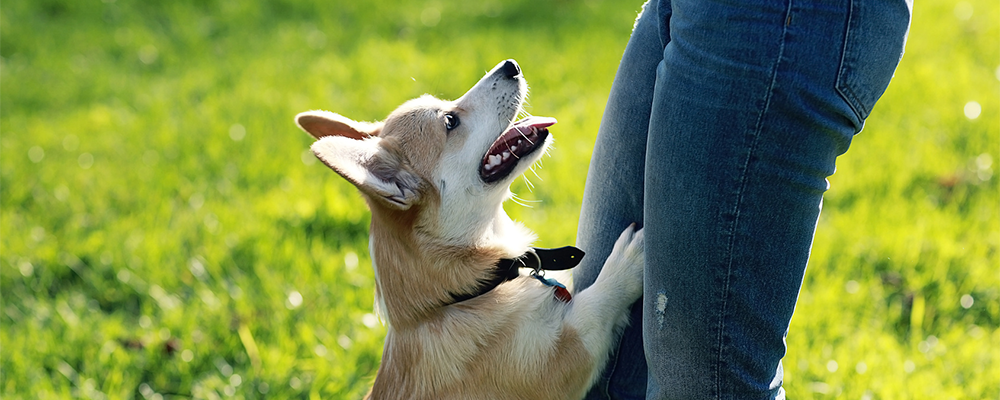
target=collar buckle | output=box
[445,246,585,305]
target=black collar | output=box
[446,246,585,304]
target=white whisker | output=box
[531,167,544,182]
[509,195,529,207]
[510,193,539,208]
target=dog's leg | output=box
[564,224,645,387]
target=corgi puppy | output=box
[295,59,644,400]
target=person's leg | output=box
[575,2,666,399]
[576,0,910,398]
[642,0,910,398]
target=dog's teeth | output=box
[502,151,510,161]
[485,162,493,171]
[489,154,502,167]
[511,145,518,152]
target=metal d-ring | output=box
[526,248,544,277]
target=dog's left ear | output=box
[295,110,382,140]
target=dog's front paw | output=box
[600,224,645,301]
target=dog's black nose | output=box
[501,59,521,78]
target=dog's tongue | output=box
[480,116,556,183]
[511,116,557,132]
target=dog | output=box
[295,59,644,400]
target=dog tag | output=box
[532,274,572,303]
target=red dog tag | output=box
[532,274,572,303]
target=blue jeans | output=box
[573,0,910,398]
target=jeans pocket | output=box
[835,0,911,126]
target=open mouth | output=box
[480,116,556,183]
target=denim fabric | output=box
[573,0,910,399]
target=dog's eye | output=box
[444,114,460,131]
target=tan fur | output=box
[361,192,593,399]
[297,60,644,400]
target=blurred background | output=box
[1,0,997,398]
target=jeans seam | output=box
[715,0,795,397]
[834,0,868,121]
[601,339,620,399]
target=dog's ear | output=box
[310,136,420,210]
[295,110,382,140]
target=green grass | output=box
[1,0,996,398]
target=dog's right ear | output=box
[295,110,382,140]
[296,110,418,209]
[310,136,421,210]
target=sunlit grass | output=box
[2,0,996,398]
